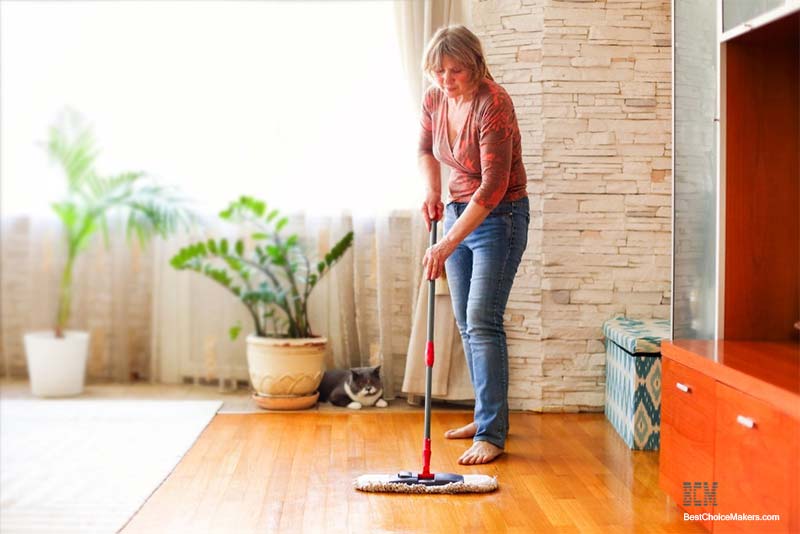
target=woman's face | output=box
[434,56,475,99]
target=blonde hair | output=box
[422,25,493,85]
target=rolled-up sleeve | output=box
[472,92,514,209]
[418,89,434,157]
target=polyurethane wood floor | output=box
[121,411,705,534]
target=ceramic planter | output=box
[246,335,326,410]
[24,330,90,397]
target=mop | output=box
[354,221,498,494]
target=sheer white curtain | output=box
[0,1,470,398]
[0,209,429,399]
[1,215,153,382]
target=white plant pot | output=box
[24,330,90,397]
[246,335,326,398]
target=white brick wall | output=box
[473,0,672,412]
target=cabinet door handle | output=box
[736,415,755,429]
[676,382,690,393]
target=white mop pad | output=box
[354,474,498,494]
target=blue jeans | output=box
[443,197,529,449]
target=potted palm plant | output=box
[169,196,353,410]
[24,113,194,397]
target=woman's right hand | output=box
[421,193,444,232]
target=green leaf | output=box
[220,238,229,254]
[46,112,98,192]
[275,216,289,232]
[229,323,242,341]
[224,256,242,271]
[208,239,217,254]
[249,198,266,217]
[252,232,269,240]
[266,244,286,265]
[235,239,244,256]
[286,234,298,248]
[51,202,77,229]
[317,261,325,274]
[266,209,279,222]
[328,231,354,264]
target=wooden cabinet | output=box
[714,383,800,533]
[659,341,800,533]
[660,358,716,530]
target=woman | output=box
[419,25,529,465]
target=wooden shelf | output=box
[724,11,799,341]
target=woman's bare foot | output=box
[444,422,477,439]
[458,441,504,465]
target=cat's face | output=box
[348,366,382,396]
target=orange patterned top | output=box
[418,78,527,210]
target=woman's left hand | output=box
[423,239,456,281]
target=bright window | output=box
[1,1,420,216]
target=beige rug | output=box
[0,399,221,533]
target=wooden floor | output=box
[121,411,705,534]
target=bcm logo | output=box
[683,481,719,507]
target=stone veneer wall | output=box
[473,0,672,411]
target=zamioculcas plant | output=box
[169,196,354,339]
[47,112,195,337]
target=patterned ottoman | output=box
[603,316,670,450]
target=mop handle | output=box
[421,220,437,479]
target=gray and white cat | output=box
[318,365,388,409]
